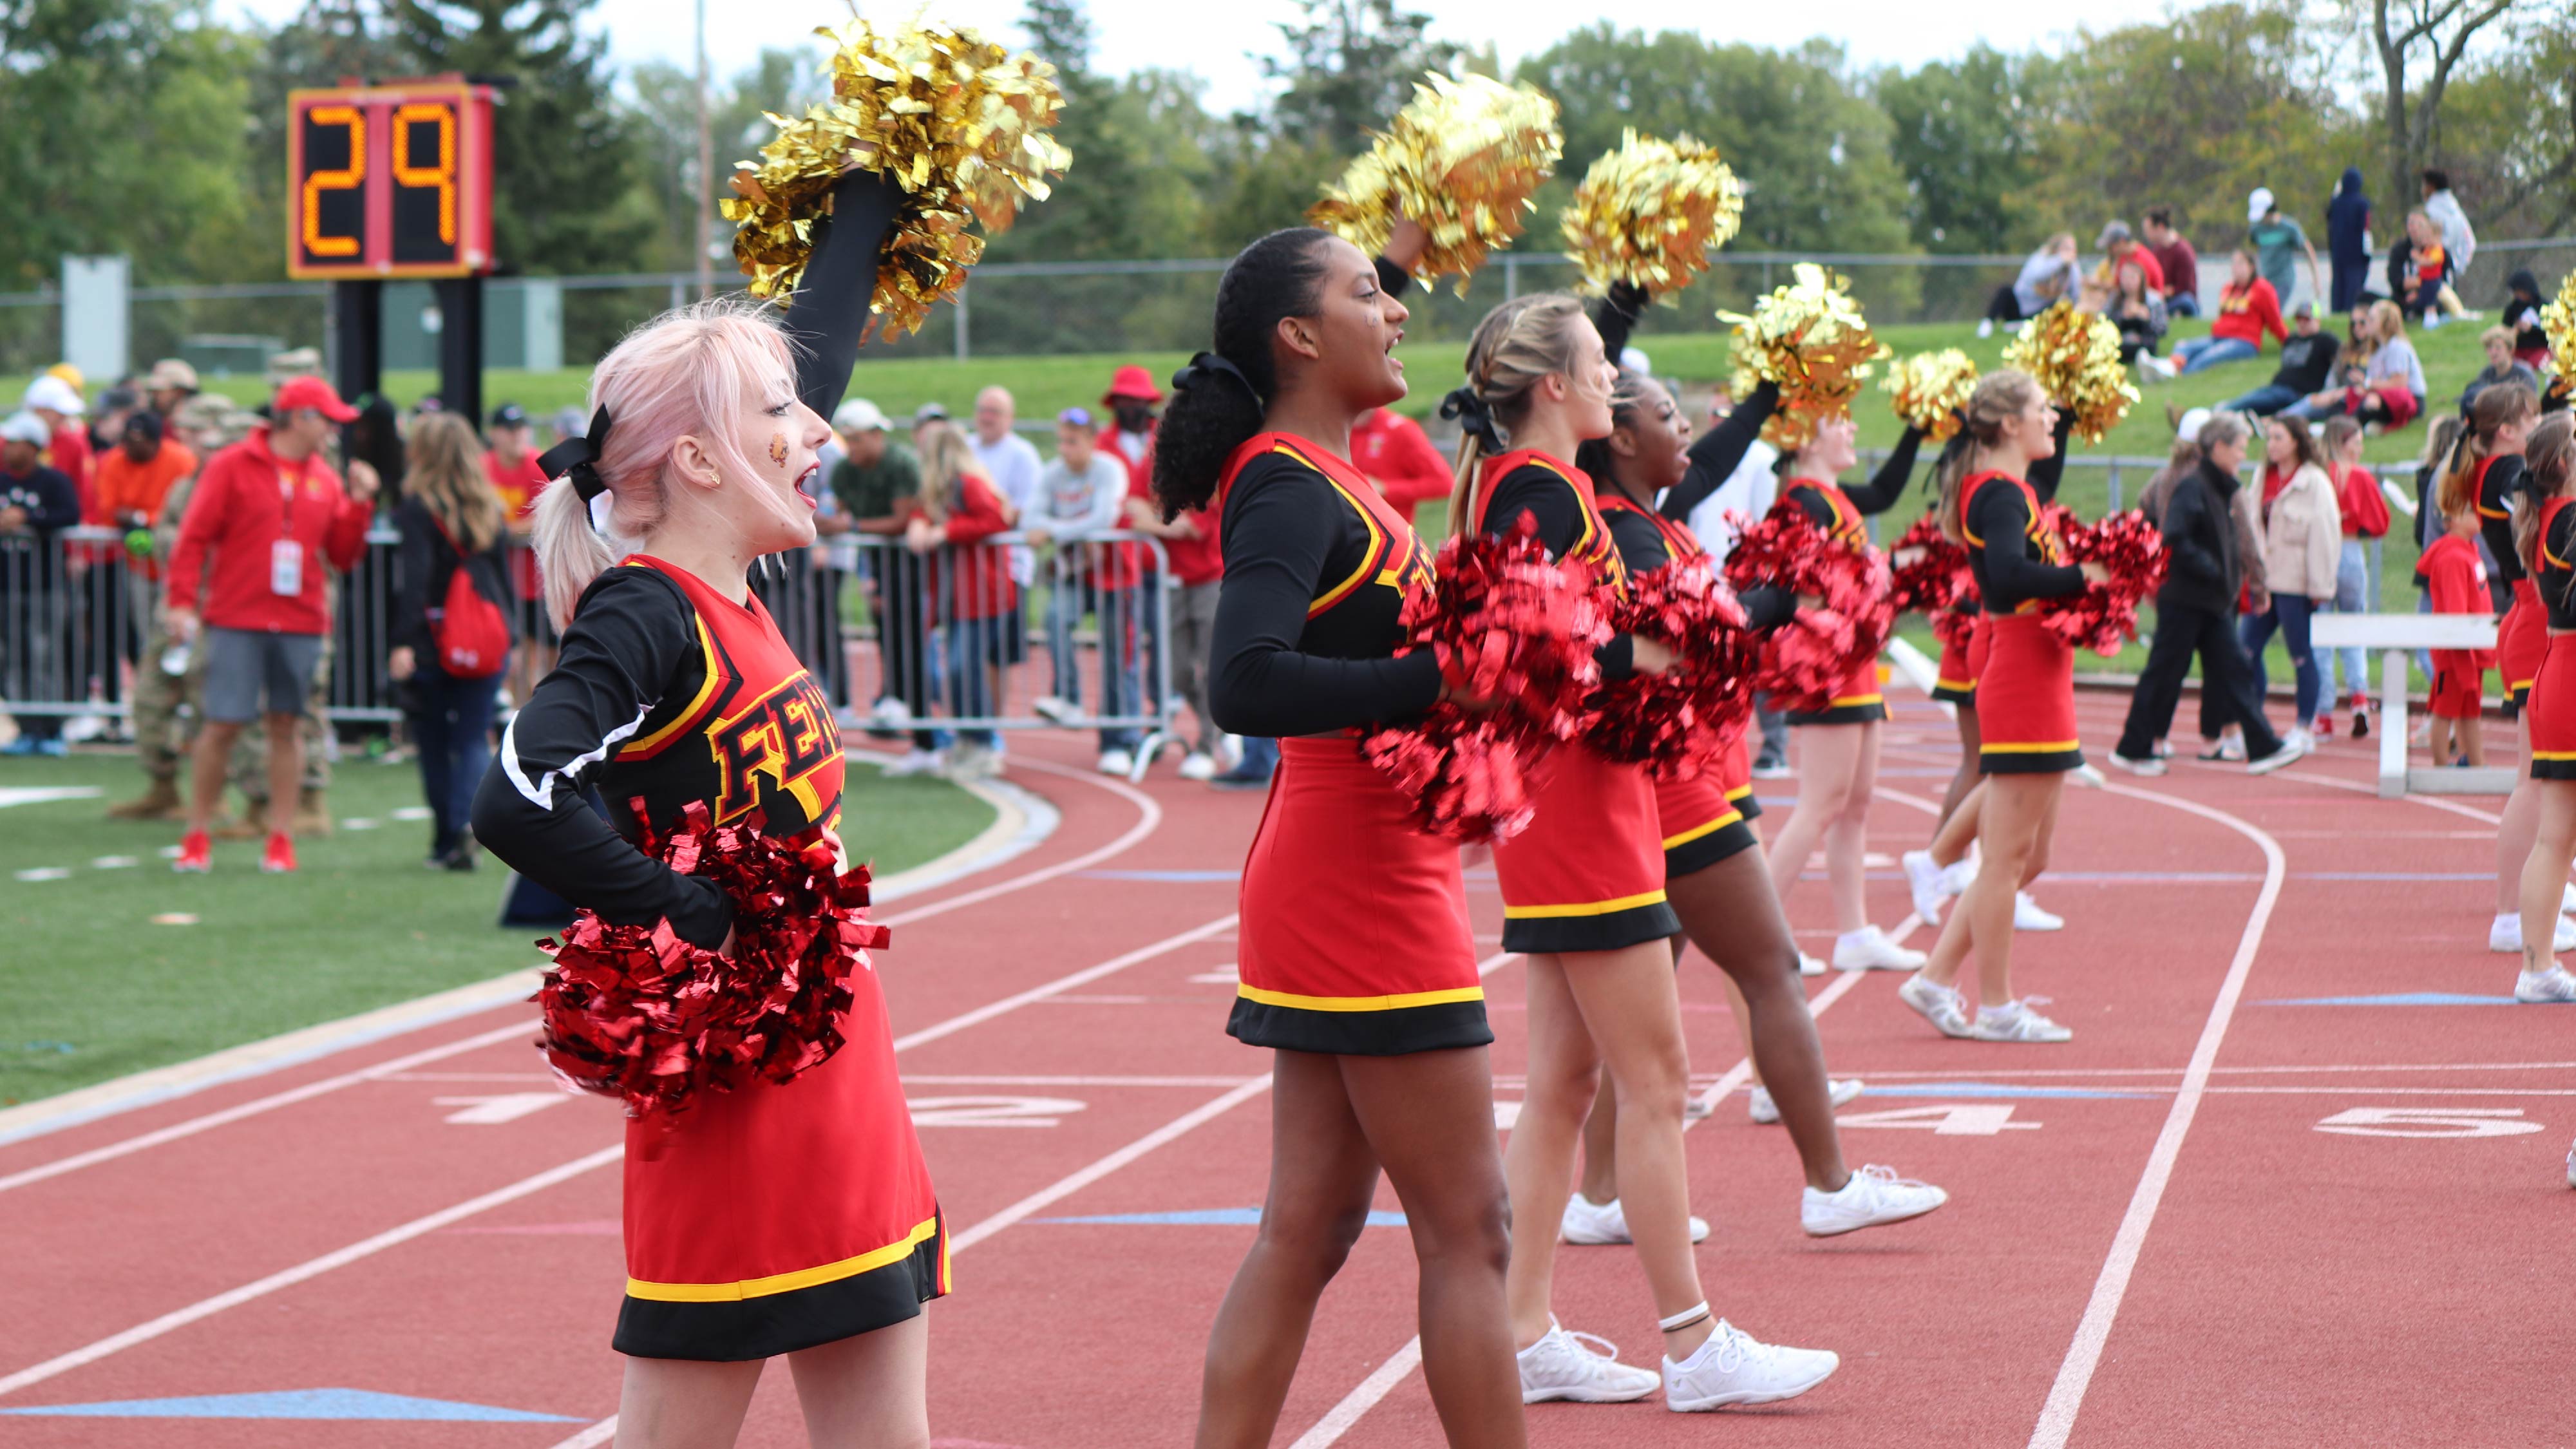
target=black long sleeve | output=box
[2478,453,2530,584]
[1738,585,1797,631]
[1968,478,2085,613]
[1587,283,1651,366]
[1660,382,1781,523]
[2029,411,2077,504]
[393,502,440,656]
[782,172,905,421]
[1208,469,1443,737]
[471,569,736,949]
[1842,425,1926,515]
[2159,480,2225,596]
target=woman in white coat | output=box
[2239,416,2343,747]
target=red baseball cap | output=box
[272,375,359,423]
[1103,365,1164,406]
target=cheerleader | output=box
[2456,385,2576,956]
[1448,294,1840,1412]
[2507,412,2576,1003]
[1897,372,2108,1043]
[1564,336,1947,1241]
[471,175,947,1443]
[1157,223,1527,1449]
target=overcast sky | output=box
[222,0,2188,103]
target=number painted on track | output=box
[1837,1104,2040,1136]
[2313,1106,2543,1139]
[435,1093,573,1125]
[907,1095,1087,1128]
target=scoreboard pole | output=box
[435,276,484,426]
[332,279,384,410]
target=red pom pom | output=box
[1583,560,1761,779]
[1359,520,1610,842]
[531,801,892,1121]
[2037,506,2168,656]
[1888,510,1974,618]
[1719,503,1896,714]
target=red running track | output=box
[2,694,2569,1448]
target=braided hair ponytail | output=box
[1150,228,1334,521]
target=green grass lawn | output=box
[0,752,992,1106]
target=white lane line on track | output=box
[2027,781,2286,1449]
[889,915,1238,1054]
[0,1144,626,1399]
[0,759,1176,1191]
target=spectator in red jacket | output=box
[166,375,376,874]
[2142,208,2200,317]
[1099,365,1162,489]
[1124,469,1226,780]
[1349,406,1450,526]
[2314,414,2391,733]
[904,422,1016,777]
[2144,248,2284,379]
[22,373,92,520]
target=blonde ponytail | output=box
[1935,370,2042,543]
[1443,294,1595,538]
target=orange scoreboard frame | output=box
[287,79,496,280]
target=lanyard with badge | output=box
[272,462,306,597]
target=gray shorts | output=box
[202,627,324,723]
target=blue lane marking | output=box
[1076,869,1240,882]
[1850,1081,2155,1100]
[1037,1208,1409,1227]
[0,1390,582,1421]
[2259,992,2521,1007]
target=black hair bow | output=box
[1173,352,1262,406]
[538,406,616,502]
[1440,387,1504,451]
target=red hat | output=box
[1103,364,1164,406]
[272,375,359,423]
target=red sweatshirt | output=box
[166,428,372,635]
[2335,464,2389,539]
[2210,278,2287,350]
[913,471,1018,621]
[1350,408,1450,525]
[2416,532,2495,674]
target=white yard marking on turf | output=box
[339,818,380,831]
[90,856,137,869]
[433,1094,573,1125]
[0,786,102,810]
[2027,782,2286,1449]
[390,806,432,821]
[148,913,196,925]
[13,867,69,883]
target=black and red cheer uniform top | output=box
[1960,472,2083,615]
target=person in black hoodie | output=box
[2326,167,2373,316]
[0,412,84,755]
[2502,269,2551,370]
[388,411,514,867]
[2218,301,2341,417]
[2110,413,2304,774]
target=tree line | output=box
[3,0,2568,303]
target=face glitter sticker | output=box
[769,432,790,469]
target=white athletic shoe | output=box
[1559,1193,1711,1245]
[942,742,1001,780]
[1178,751,1218,782]
[1796,951,1827,978]
[2107,751,2167,776]
[1899,973,1975,1038]
[2488,913,2576,954]
[2566,1137,2575,1189]
[1662,1320,1839,1412]
[1971,998,2074,1043]
[880,747,943,778]
[2013,892,2065,932]
[2285,726,2317,752]
[2560,882,2576,914]
[1518,1318,1662,1403]
[1749,1079,1862,1124]
[2514,965,2576,1003]
[1832,925,1926,972]
[1801,1164,1949,1237]
[866,695,914,730]
[1902,849,1954,924]
[1095,748,1134,777]
[1976,318,1995,339]
[2247,735,2310,775]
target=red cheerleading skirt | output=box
[615,972,947,1361]
[1655,766,1756,879]
[2501,580,2546,705]
[1931,614,1982,705]
[2530,634,2576,780]
[1491,741,1680,954]
[1785,652,1887,726]
[1231,736,1492,1055]
[1721,728,1761,822]
[1975,613,2083,774]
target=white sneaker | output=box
[943,743,999,780]
[2560,882,2576,914]
[2108,751,2167,776]
[1178,751,1218,781]
[2247,735,2310,775]
[1030,694,1077,724]
[2566,1137,2575,1188]
[1795,951,1827,978]
[867,696,913,729]
[2286,726,2316,752]
[1559,1193,1710,1245]
[1662,1320,1839,1412]
[1749,1079,1862,1124]
[1902,849,1953,924]
[2488,913,2576,953]
[1971,998,2074,1043]
[2013,892,2064,932]
[1517,1318,1662,1403]
[1898,972,1973,1037]
[1095,748,1133,776]
[1801,1164,1949,1237]
[880,747,943,777]
[2514,965,2576,1003]
[1832,925,1926,972]
[1976,318,1995,339]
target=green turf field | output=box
[0,752,993,1106]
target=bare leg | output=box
[184,719,243,833]
[789,1314,929,1448]
[1504,956,1600,1348]
[1767,724,1861,918]
[2518,782,2576,980]
[616,1356,764,1449]
[1921,773,2060,1007]
[1937,703,1982,827]
[1929,780,1984,870]
[1670,851,1850,1191]
[1819,718,1882,933]
[2497,710,2541,915]
[2461,713,2487,766]
[262,709,301,838]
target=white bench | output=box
[2309,612,2509,798]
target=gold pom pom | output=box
[2000,301,2140,445]
[1309,73,1563,295]
[1559,130,1744,297]
[2542,270,2576,401]
[719,19,1073,341]
[1719,262,1891,451]
[1882,350,1980,442]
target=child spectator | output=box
[2417,493,2493,766]
[2460,325,2543,415]
[2502,270,2550,370]
[2390,210,2451,325]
